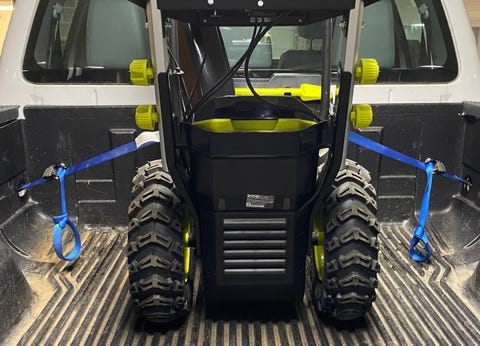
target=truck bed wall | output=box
[0,107,32,335]
[0,103,479,336]
[0,104,478,252]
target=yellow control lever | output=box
[235,84,331,101]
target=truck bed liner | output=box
[3,224,480,345]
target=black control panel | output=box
[157,0,355,25]
[157,0,355,11]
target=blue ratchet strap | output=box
[409,162,433,262]
[52,165,82,261]
[437,171,466,184]
[19,132,160,261]
[348,131,468,262]
[20,141,138,191]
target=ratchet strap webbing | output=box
[52,165,81,261]
[19,129,469,263]
[19,132,160,261]
[348,131,469,262]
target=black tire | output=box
[310,159,380,321]
[126,159,193,323]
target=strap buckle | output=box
[424,158,446,175]
[42,163,67,180]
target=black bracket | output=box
[461,102,480,120]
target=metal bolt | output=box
[464,176,472,192]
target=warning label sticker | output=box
[246,194,275,209]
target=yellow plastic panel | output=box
[193,118,316,133]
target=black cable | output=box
[244,23,320,121]
[185,12,288,122]
[188,24,263,117]
[167,46,192,114]
[188,52,208,106]
[167,45,181,68]
[185,27,261,121]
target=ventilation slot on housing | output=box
[223,218,287,275]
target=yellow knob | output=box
[355,58,380,85]
[135,105,159,130]
[350,104,373,129]
[129,59,154,86]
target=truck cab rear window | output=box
[221,0,458,83]
[23,0,150,83]
[23,0,457,84]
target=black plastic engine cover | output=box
[199,209,310,303]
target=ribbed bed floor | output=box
[3,223,480,345]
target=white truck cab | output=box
[0,0,479,111]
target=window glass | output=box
[394,0,448,69]
[221,24,326,73]
[24,0,456,84]
[24,0,150,83]
[221,0,457,83]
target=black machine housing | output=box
[154,1,357,303]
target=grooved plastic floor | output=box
[4,224,480,345]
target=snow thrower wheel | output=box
[126,160,193,323]
[310,159,380,321]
